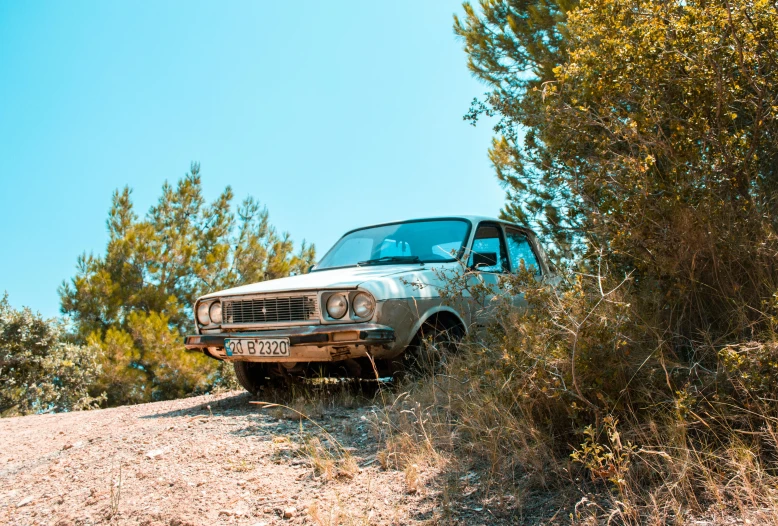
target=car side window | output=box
[468,224,508,273]
[505,229,541,275]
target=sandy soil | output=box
[0,390,502,526]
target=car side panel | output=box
[373,298,471,358]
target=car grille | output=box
[223,294,319,325]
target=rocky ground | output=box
[0,389,510,526]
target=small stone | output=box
[283,507,295,519]
[218,508,247,518]
[145,449,164,459]
[17,496,33,508]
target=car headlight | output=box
[209,302,222,324]
[352,292,375,319]
[326,294,348,319]
[196,302,211,325]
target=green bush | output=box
[457,0,778,343]
[0,294,104,416]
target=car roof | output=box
[348,215,529,232]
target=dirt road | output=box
[0,390,455,526]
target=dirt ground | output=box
[0,389,508,526]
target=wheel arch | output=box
[406,306,467,346]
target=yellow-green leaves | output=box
[59,162,316,406]
[460,0,778,339]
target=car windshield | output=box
[315,219,471,270]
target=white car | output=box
[184,216,551,393]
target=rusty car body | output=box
[183,216,551,393]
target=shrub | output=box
[378,270,778,523]
[0,294,104,416]
[457,0,778,345]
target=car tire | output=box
[233,361,268,395]
[393,318,464,380]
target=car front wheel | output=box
[232,361,268,395]
[391,318,464,380]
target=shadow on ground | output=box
[139,379,385,420]
[138,391,254,419]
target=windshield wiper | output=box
[357,255,422,267]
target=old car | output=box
[184,216,551,393]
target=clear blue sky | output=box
[0,1,502,319]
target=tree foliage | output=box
[0,294,103,416]
[60,163,315,405]
[457,0,778,340]
[455,0,579,254]
[86,311,226,406]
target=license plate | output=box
[224,338,290,357]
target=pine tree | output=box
[60,163,315,404]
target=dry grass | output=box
[374,346,778,523]
[108,460,122,519]
[307,495,373,526]
[259,379,360,421]
[370,271,778,524]
[251,390,363,482]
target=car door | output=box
[466,222,510,324]
[503,226,544,309]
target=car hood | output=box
[200,265,427,299]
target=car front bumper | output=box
[183,323,396,362]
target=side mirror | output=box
[471,252,497,270]
[307,264,316,273]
